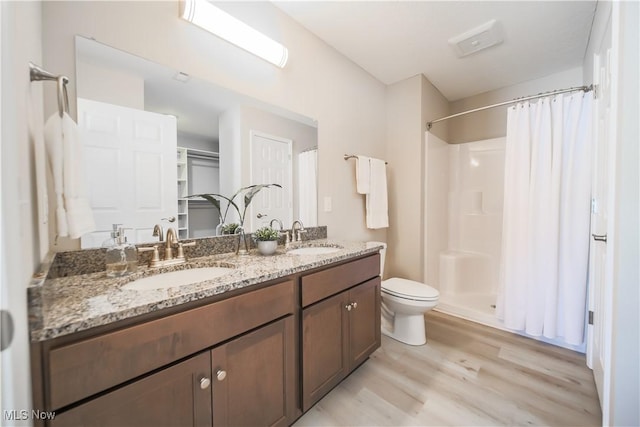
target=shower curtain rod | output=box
[426,84,593,130]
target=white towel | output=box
[356,155,371,194]
[44,112,95,239]
[366,158,389,229]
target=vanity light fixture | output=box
[180,0,289,68]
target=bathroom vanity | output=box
[29,241,381,426]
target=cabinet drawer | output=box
[47,280,295,410]
[50,352,212,427]
[301,254,379,307]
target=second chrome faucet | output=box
[140,224,195,267]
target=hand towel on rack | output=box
[44,112,95,239]
[356,155,371,194]
[366,158,389,229]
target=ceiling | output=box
[273,1,597,101]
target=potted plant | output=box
[220,223,240,235]
[187,183,282,254]
[253,226,280,255]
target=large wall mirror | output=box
[75,36,318,248]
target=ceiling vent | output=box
[448,19,503,57]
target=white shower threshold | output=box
[435,293,586,353]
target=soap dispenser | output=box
[103,224,138,277]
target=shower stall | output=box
[424,133,505,327]
[425,131,586,352]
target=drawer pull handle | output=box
[200,377,211,389]
[352,302,358,309]
[216,369,227,381]
[345,303,353,311]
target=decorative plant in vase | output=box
[187,183,282,254]
[220,223,240,235]
[253,226,280,256]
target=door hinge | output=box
[588,310,594,325]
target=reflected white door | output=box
[587,17,614,409]
[248,131,292,232]
[77,98,177,248]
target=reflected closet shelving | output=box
[176,147,220,239]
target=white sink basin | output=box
[287,246,342,256]
[122,267,234,291]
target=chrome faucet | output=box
[152,224,164,242]
[165,228,178,259]
[270,218,283,230]
[270,218,290,247]
[141,225,195,268]
[291,220,306,242]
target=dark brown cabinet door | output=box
[301,276,382,412]
[349,277,381,368]
[301,291,350,411]
[51,351,212,427]
[211,316,295,427]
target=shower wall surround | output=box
[425,133,506,321]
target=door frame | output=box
[586,2,618,422]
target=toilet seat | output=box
[382,278,439,301]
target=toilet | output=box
[371,242,439,346]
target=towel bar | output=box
[29,62,69,118]
[344,154,388,164]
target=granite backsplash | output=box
[46,226,327,279]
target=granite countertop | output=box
[29,239,383,342]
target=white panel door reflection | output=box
[78,98,177,248]
[248,131,292,232]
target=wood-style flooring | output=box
[294,311,602,426]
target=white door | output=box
[77,98,177,248]
[248,131,292,232]
[1,2,33,420]
[586,15,614,408]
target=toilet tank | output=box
[366,241,387,278]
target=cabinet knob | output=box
[345,303,352,311]
[200,377,211,389]
[216,369,227,381]
[352,302,358,309]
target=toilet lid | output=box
[382,278,439,301]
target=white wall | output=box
[76,60,145,110]
[41,1,387,250]
[177,131,218,153]
[218,107,242,225]
[386,75,448,281]
[447,67,583,144]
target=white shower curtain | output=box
[298,149,318,226]
[496,91,593,345]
